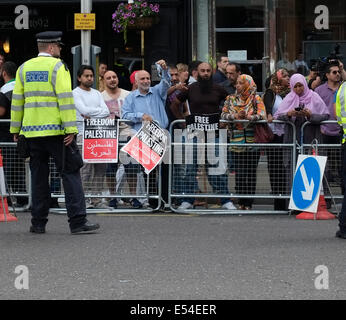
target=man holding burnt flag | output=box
[122,59,170,209]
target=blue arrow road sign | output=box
[292,157,321,210]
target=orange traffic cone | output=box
[0,149,17,222]
[296,194,336,220]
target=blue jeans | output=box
[178,135,230,205]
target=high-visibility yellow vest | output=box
[336,81,346,143]
[10,55,78,138]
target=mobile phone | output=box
[295,104,305,111]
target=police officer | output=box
[10,31,100,234]
[336,81,346,239]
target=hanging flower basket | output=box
[112,1,160,44]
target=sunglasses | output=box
[331,70,341,75]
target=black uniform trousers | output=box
[27,136,87,229]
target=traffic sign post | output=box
[289,155,327,213]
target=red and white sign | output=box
[83,118,118,163]
[121,121,167,174]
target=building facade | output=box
[205,0,346,91]
[0,0,345,91]
[0,0,191,89]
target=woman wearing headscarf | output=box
[274,73,329,145]
[274,73,330,202]
[221,74,267,210]
[263,69,290,210]
[263,69,290,121]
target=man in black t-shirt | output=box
[170,62,236,211]
[171,62,228,117]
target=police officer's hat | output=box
[36,31,64,46]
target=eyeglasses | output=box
[331,70,341,75]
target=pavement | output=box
[0,210,346,300]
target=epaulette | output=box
[61,60,69,71]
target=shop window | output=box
[276,0,346,71]
[216,32,264,61]
[216,0,264,28]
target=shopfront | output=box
[208,0,346,92]
[0,0,191,89]
[275,0,346,74]
[1,0,345,92]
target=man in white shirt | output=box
[101,70,143,209]
[73,65,110,134]
[73,65,110,209]
[101,70,130,118]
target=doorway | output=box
[214,0,269,93]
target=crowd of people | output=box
[167,54,345,212]
[2,32,346,238]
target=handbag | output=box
[253,96,274,143]
[254,123,274,143]
[17,135,30,158]
[62,139,84,173]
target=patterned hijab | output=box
[270,68,290,98]
[231,74,257,112]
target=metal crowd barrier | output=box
[0,142,31,212]
[50,120,162,214]
[2,119,344,215]
[0,119,161,214]
[0,120,31,212]
[168,119,297,214]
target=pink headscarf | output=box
[274,73,329,118]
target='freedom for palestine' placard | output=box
[83,118,118,163]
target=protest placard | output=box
[121,121,167,174]
[185,113,220,139]
[83,118,118,163]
